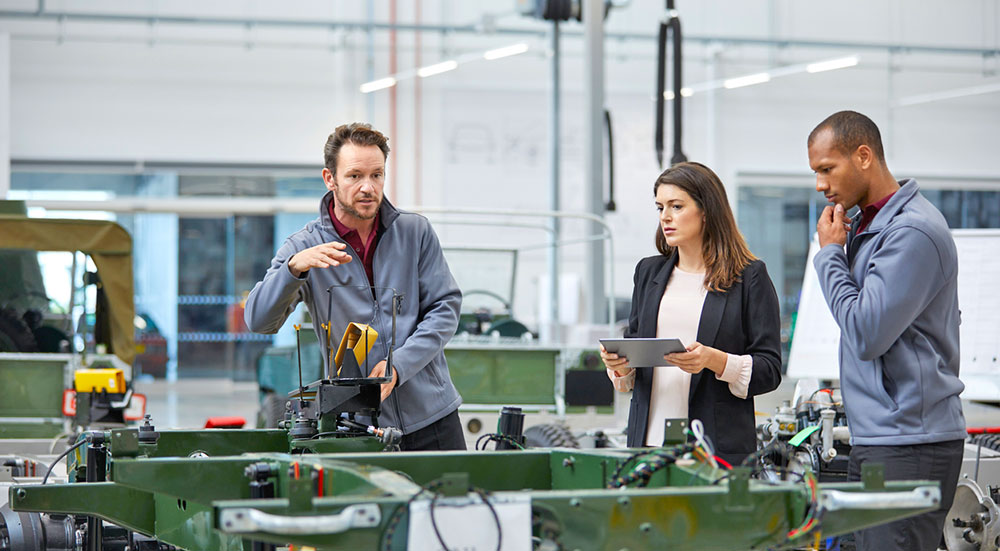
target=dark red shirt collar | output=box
[856,191,896,234]
[328,202,379,285]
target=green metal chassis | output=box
[9,427,939,551]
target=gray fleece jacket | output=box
[244,193,463,434]
[814,179,965,446]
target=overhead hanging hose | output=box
[604,109,616,211]
[654,14,667,168]
[654,0,687,168]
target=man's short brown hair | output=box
[323,123,390,173]
[808,110,885,163]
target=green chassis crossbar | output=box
[10,429,940,551]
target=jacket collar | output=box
[319,192,401,237]
[857,179,918,236]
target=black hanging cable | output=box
[42,437,88,484]
[654,0,687,168]
[668,0,687,165]
[654,13,668,168]
[604,109,616,211]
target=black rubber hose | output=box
[604,109,616,211]
[654,16,668,168]
[668,0,687,165]
[41,437,87,484]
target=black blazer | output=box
[624,254,781,466]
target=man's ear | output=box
[322,168,337,191]
[855,144,874,171]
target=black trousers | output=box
[399,409,467,451]
[848,439,964,551]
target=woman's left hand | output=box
[665,341,726,375]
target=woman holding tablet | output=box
[600,162,781,465]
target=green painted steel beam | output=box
[11,482,155,534]
[11,447,941,551]
[138,429,290,458]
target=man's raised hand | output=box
[288,242,353,277]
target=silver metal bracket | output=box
[218,504,381,535]
[820,486,940,512]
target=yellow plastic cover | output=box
[74,368,127,393]
[333,322,378,375]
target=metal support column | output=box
[547,20,561,339]
[583,0,607,324]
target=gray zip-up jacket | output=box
[814,179,965,446]
[244,193,462,434]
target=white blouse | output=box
[606,267,753,446]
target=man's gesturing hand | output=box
[288,242,352,277]
[817,204,850,248]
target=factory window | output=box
[9,169,322,381]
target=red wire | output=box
[714,456,733,469]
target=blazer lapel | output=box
[688,289,727,405]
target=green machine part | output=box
[12,434,941,551]
[445,344,560,405]
[0,354,67,438]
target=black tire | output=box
[970,433,1000,453]
[258,392,287,429]
[0,308,38,352]
[524,423,580,449]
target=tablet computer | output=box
[599,338,687,368]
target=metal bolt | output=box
[16,488,26,498]
[639,523,652,533]
[562,457,575,468]
[569,498,581,508]
[617,496,630,506]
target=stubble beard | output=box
[334,186,381,221]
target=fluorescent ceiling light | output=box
[417,60,458,78]
[724,72,771,89]
[896,81,1000,107]
[807,56,859,73]
[359,77,397,93]
[362,43,534,93]
[484,43,529,60]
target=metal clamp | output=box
[820,486,940,512]
[109,388,133,409]
[218,504,381,535]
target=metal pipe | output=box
[23,198,618,327]
[548,19,561,336]
[583,0,607,325]
[388,0,398,202]
[2,8,996,56]
[413,0,423,206]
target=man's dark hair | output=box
[808,110,885,163]
[323,122,390,173]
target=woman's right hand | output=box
[600,343,633,377]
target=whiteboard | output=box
[787,229,1000,401]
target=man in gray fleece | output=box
[244,122,465,450]
[808,110,965,550]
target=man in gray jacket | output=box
[245,122,465,450]
[808,110,965,550]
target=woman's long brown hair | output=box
[653,162,756,292]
